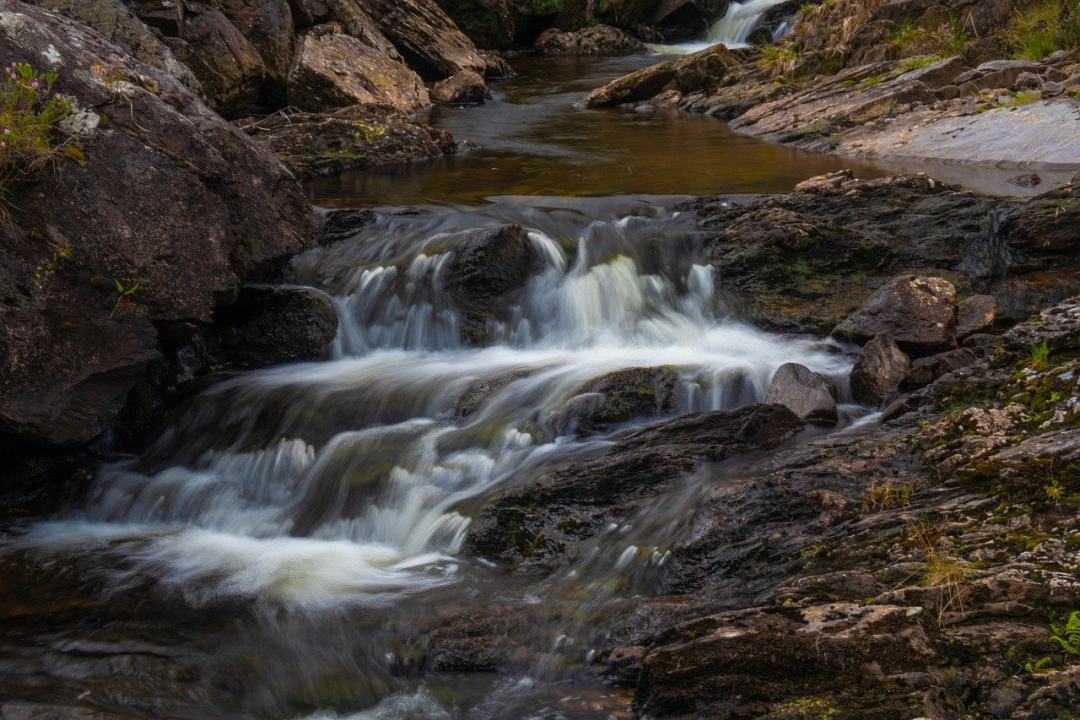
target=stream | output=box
[0,36,974,720]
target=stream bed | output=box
[0,51,976,720]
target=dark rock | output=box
[534,25,646,56]
[435,0,515,50]
[442,225,544,344]
[480,51,515,80]
[288,0,332,27]
[166,7,266,114]
[850,334,911,406]
[431,69,488,105]
[554,366,679,436]
[957,294,998,338]
[834,275,958,356]
[765,362,837,424]
[359,0,486,79]
[584,44,741,107]
[317,209,377,246]
[244,104,455,177]
[287,28,430,113]
[210,285,337,369]
[456,370,532,417]
[1014,71,1043,90]
[903,347,977,389]
[1007,172,1042,188]
[219,0,296,104]
[0,2,315,449]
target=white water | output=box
[18,197,855,612]
[650,0,795,54]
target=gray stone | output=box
[766,363,837,424]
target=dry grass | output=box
[908,520,970,624]
[791,0,890,58]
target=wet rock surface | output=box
[534,25,646,56]
[833,275,958,356]
[765,362,837,423]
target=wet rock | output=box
[834,275,958,356]
[431,69,488,105]
[0,2,315,448]
[287,28,430,113]
[480,51,515,80]
[584,44,741,108]
[443,225,544,344]
[554,366,679,436]
[1003,297,1080,352]
[957,294,998,338]
[210,285,337,369]
[467,404,804,563]
[456,370,532,417]
[360,0,486,79]
[850,334,910,406]
[244,104,455,177]
[166,7,266,114]
[765,362,837,424]
[534,25,645,56]
[218,0,295,104]
[316,209,376,246]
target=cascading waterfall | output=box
[650,0,795,54]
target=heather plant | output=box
[0,60,74,220]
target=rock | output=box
[431,69,488,105]
[26,0,202,92]
[534,25,646,56]
[243,104,455,177]
[834,276,958,356]
[165,7,266,113]
[0,1,315,448]
[331,0,403,59]
[584,44,740,108]
[652,0,729,37]
[435,0,515,50]
[554,367,679,436]
[218,0,296,103]
[210,285,337,368]
[287,28,430,113]
[850,334,911,406]
[1014,71,1043,90]
[957,294,998,339]
[903,348,977,389]
[765,363,837,424]
[480,51,515,80]
[455,370,532,417]
[1007,173,1042,188]
[442,225,544,344]
[288,0,332,26]
[468,404,804,562]
[359,0,485,79]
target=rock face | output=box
[0,1,315,449]
[431,69,487,105]
[834,276,958,356]
[244,104,456,177]
[534,25,646,55]
[957,294,997,339]
[218,0,295,103]
[442,225,544,344]
[554,366,679,436]
[765,363,837,423]
[435,0,515,49]
[360,0,485,79]
[584,44,741,107]
[287,29,430,113]
[850,334,910,407]
[210,285,337,368]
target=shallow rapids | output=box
[19,197,856,611]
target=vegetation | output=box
[791,0,890,58]
[1029,339,1050,368]
[0,61,73,220]
[862,481,912,511]
[1001,0,1080,60]
[519,0,563,15]
[1051,610,1080,655]
[1002,90,1041,107]
[759,45,802,79]
[888,18,970,59]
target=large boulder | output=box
[435,0,515,50]
[0,1,316,449]
[287,28,430,113]
[244,104,456,177]
[553,366,679,437]
[25,0,202,91]
[584,44,741,107]
[833,276,958,356]
[359,0,486,79]
[849,334,910,407]
[210,285,338,368]
[442,224,544,344]
[765,362,837,424]
[218,0,296,103]
[165,7,267,114]
[534,25,646,56]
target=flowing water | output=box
[650,0,794,54]
[1,50,945,720]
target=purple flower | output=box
[30,80,39,89]
[2,128,9,135]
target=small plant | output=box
[862,481,912,511]
[1003,90,1041,107]
[1001,0,1080,60]
[520,0,562,15]
[909,520,969,624]
[0,60,74,220]
[1024,656,1051,674]
[1070,87,1080,102]
[110,278,140,318]
[862,75,882,87]
[900,55,940,72]
[1029,339,1050,368]
[1051,610,1080,655]
[759,45,802,78]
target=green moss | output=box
[1002,91,1041,107]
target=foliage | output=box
[862,75,882,87]
[862,481,912,511]
[791,0,890,58]
[520,0,563,15]
[759,45,802,78]
[1029,339,1050,368]
[888,17,970,59]
[1001,0,1080,60]
[0,60,74,219]
[1002,90,1041,107]
[909,520,969,623]
[1051,611,1080,655]
[110,278,139,318]
[900,55,940,72]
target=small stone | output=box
[431,69,488,106]
[766,363,838,424]
[850,334,910,406]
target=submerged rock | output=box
[553,366,679,436]
[244,104,455,177]
[834,276,958,356]
[850,334,910,407]
[534,25,646,56]
[431,69,488,105]
[765,362,837,424]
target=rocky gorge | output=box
[2,0,1080,718]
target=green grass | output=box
[0,61,73,219]
[1030,339,1050,367]
[1002,0,1080,60]
[900,54,941,72]
[1071,88,1080,102]
[862,75,882,87]
[1002,90,1041,107]
[889,17,970,58]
